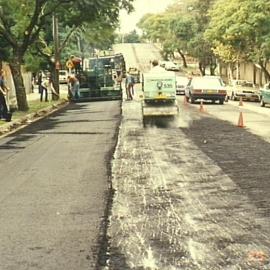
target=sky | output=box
[119,0,175,34]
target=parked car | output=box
[185,76,227,104]
[165,62,181,71]
[260,83,270,107]
[159,60,169,68]
[227,80,260,101]
[176,76,189,95]
[59,70,68,84]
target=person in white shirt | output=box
[40,77,58,101]
[125,72,135,100]
[149,60,166,73]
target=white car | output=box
[159,60,169,68]
[59,70,68,84]
[227,80,260,101]
[176,76,189,95]
[165,62,180,71]
[185,76,227,104]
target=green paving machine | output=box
[71,53,126,101]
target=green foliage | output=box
[0,0,134,110]
[0,0,134,61]
[137,0,217,73]
[0,38,10,61]
[206,0,270,66]
[137,13,170,43]
[121,30,141,43]
[24,51,48,73]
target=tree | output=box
[169,15,198,67]
[123,30,141,43]
[0,0,133,111]
[137,13,170,43]
[206,0,270,80]
[183,0,217,75]
[137,1,217,74]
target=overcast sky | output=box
[119,0,175,33]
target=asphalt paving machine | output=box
[71,53,126,102]
[142,71,179,126]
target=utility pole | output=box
[53,14,60,100]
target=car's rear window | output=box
[176,77,189,85]
[191,78,222,88]
[234,80,253,87]
[241,82,253,87]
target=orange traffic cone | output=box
[199,100,205,112]
[239,96,243,106]
[237,111,245,128]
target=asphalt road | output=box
[109,43,270,269]
[0,101,121,269]
[2,44,270,270]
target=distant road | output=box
[114,43,162,72]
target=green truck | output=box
[142,71,179,126]
[71,53,126,102]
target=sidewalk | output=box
[0,85,69,136]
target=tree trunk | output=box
[199,62,206,76]
[52,67,60,101]
[259,61,270,82]
[253,64,257,85]
[236,60,240,79]
[228,62,236,81]
[9,57,29,111]
[49,62,59,101]
[210,64,216,75]
[177,49,187,68]
[210,59,217,75]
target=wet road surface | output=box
[107,43,270,269]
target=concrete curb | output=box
[0,99,69,136]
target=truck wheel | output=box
[143,118,148,127]
[219,99,224,105]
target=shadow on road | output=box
[181,116,270,214]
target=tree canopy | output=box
[137,0,216,74]
[205,0,270,79]
[137,0,270,79]
[0,0,134,110]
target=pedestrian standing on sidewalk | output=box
[0,70,9,120]
[40,76,59,102]
[125,72,135,100]
[37,71,44,94]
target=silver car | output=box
[227,80,260,101]
[185,76,227,104]
[176,76,189,95]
